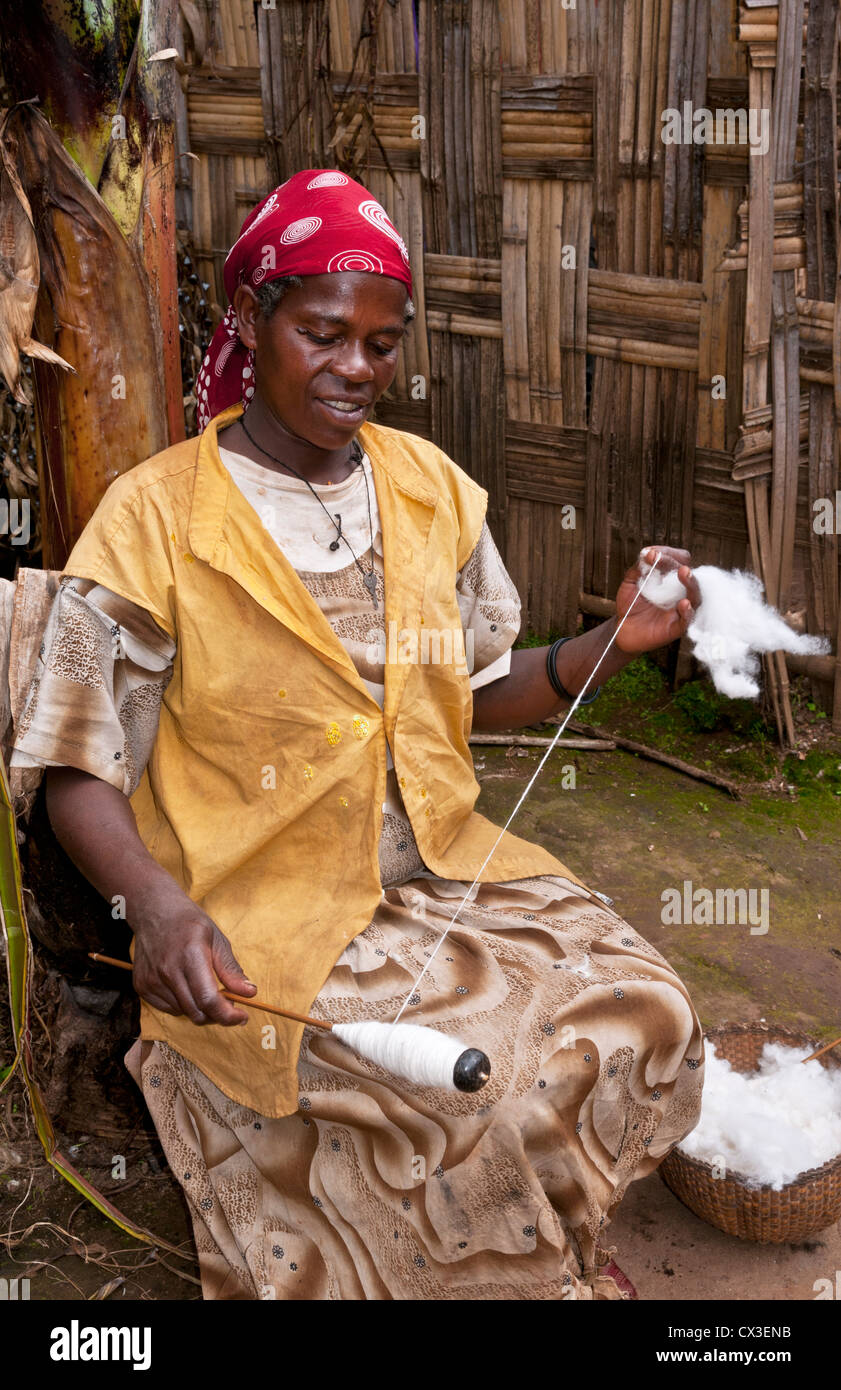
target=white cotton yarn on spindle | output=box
[636,551,830,699]
[332,1021,470,1090]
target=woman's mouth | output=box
[317,398,369,424]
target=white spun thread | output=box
[392,552,664,1025]
[333,1021,468,1089]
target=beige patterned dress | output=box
[11,445,704,1301]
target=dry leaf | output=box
[0,111,74,404]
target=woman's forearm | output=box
[44,766,191,929]
[471,619,633,732]
[45,766,256,1024]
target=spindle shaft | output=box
[87,953,332,1029]
[89,953,491,1092]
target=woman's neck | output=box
[217,397,358,485]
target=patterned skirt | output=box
[125,874,704,1300]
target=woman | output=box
[11,169,704,1300]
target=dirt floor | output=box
[2,692,840,1302]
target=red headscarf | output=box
[194,169,414,430]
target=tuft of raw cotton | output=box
[678,1043,841,1190]
[637,553,830,698]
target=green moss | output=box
[514,626,568,650]
[597,654,667,707]
[672,680,727,731]
[678,952,754,996]
[782,749,841,798]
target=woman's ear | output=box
[233,284,260,350]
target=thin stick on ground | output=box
[559,719,744,799]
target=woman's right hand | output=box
[132,891,257,1026]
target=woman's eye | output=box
[304,329,396,357]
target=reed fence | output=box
[175,0,840,737]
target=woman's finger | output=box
[133,957,182,1015]
[678,565,702,611]
[181,947,248,1027]
[211,932,257,998]
[167,967,214,1025]
[137,983,182,1016]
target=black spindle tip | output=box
[453,1048,491,1092]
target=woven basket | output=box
[659,1022,841,1244]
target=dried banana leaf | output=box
[0,111,74,406]
[6,103,168,566]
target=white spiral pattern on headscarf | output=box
[327,250,385,274]
[280,216,323,244]
[214,337,238,377]
[225,191,280,264]
[357,199,410,265]
[307,171,349,189]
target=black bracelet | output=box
[546,637,601,706]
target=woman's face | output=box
[233,272,409,450]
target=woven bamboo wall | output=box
[178,0,841,730]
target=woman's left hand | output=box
[613,546,702,656]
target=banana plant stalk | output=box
[0,0,183,567]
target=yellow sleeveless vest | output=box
[63,403,584,1116]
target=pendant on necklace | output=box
[363,570,378,607]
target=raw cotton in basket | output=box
[636,554,830,699]
[678,1043,841,1190]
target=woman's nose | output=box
[329,339,376,380]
